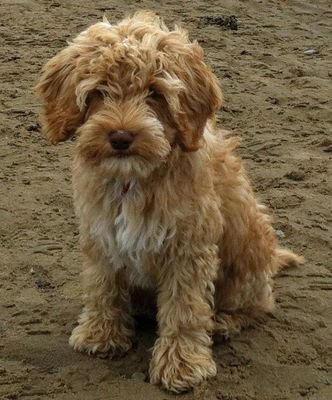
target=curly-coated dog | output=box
[36,11,303,393]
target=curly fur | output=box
[36,11,304,393]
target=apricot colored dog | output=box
[36,11,303,392]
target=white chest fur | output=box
[79,180,176,288]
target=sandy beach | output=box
[0,1,331,399]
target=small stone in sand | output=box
[285,171,305,181]
[131,372,146,381]
[276,230,286,239]
[303,48,318,55]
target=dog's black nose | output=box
[109,130,134,151]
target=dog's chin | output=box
[98,155,160,180]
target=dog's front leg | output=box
[69,256,134,356]
[149,245,219,392]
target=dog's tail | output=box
[273,247,305,276]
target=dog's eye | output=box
[87,89,105,104]
[148,88,163,100]
[85,89,106,109]
[84,90,105,121]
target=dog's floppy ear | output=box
[160,42,223,152]
[36,46,83,144]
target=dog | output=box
[36,11,303,393]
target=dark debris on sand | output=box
[201,15,238,30]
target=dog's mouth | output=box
[111,150,148,160]
[109,145,139,158]
[113,152,133,158]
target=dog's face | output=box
[36,12,222,179]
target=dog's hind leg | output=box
[214,201,304,339]
[213,245,304,338]
[213,263,275,338]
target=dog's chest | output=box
[88,182,175,287]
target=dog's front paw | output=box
[69,311,133,356]
[149,336,216,392]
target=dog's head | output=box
[36,11,222,178]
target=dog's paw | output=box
[214,312,255,340]
[149,336,216,393]
[69,313,133,356]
